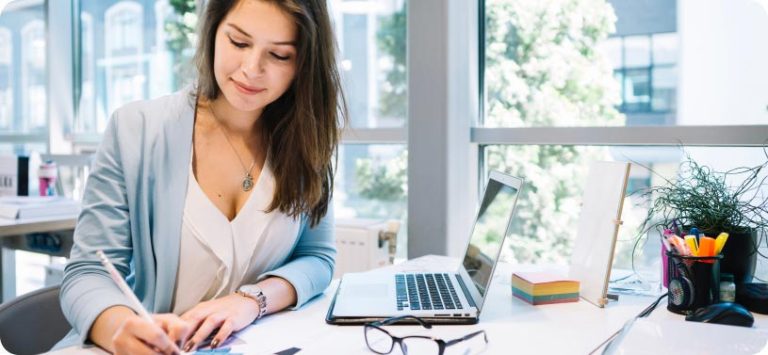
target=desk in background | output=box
[0,215,77,301]
[49,256,768,354]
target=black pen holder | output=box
[666,252,722,314]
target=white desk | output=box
[0,215,77,301]
[48,256,768,354]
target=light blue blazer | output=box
[54,88,336,348]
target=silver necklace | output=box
[209,103,257,192]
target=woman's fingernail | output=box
[183,341,194,352]
[211,339,220,348]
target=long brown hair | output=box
[194,0,347,227]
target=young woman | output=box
[55,0,345,353]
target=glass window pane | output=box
[336,144,407,259]
[0,28,12,131]
[652,66,676,112]
[652,32,678,65]
[331,0,407,128]
[622,68,651,112]
[484,0,625,128]
[0,2,46,134]
[484,0,768,127]
[76,0,191,135]
[623,36,651,68]
[484,145,768,290]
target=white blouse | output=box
[171,159,301,315]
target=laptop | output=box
[326,171,523,325]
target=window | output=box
[21,20,46,133]
[331,0,409,258]
[0,0,47,154]
[77,13,97,133]
[105,2,145,120]
[331,0,407,129]
[484,145,768,284]
[0,27,11,130]
[482,0,768,289]
[604,33,678,121]
[75,0,186,137]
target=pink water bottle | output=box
[38,161,57,196]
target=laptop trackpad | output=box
[333,273,393,316]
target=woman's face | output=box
[213,0,297,114]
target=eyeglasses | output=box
[363,316,488,355]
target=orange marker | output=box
[698,236,716,263]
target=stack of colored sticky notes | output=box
[511,272,580,305]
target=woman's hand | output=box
[113,313,191,355]
[180,293,261,351]
[91,306,191,355]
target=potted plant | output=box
[637,154,768,285]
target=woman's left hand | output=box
[180,293,261,351]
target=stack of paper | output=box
[511,272,580,305]
[0,196,80,219]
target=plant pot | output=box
[717,229,758,284]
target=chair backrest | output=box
[0,285,70,355]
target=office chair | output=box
[0,285,70,355]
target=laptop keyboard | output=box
[395,273,464,311]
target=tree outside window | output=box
[484,0,625,264]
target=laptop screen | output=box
[462,175,520,297]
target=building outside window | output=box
[602,33,678,124]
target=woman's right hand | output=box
[91,306,192,355]
[113,313,192,355]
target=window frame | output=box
[474,0,768,266]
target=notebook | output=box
[0,196,80,219]
[326,171,523,325]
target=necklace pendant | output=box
[242,174,254,191]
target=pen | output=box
[97,250,154,321]
[97,250,182,353]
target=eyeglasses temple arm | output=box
[444,330,488,347]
